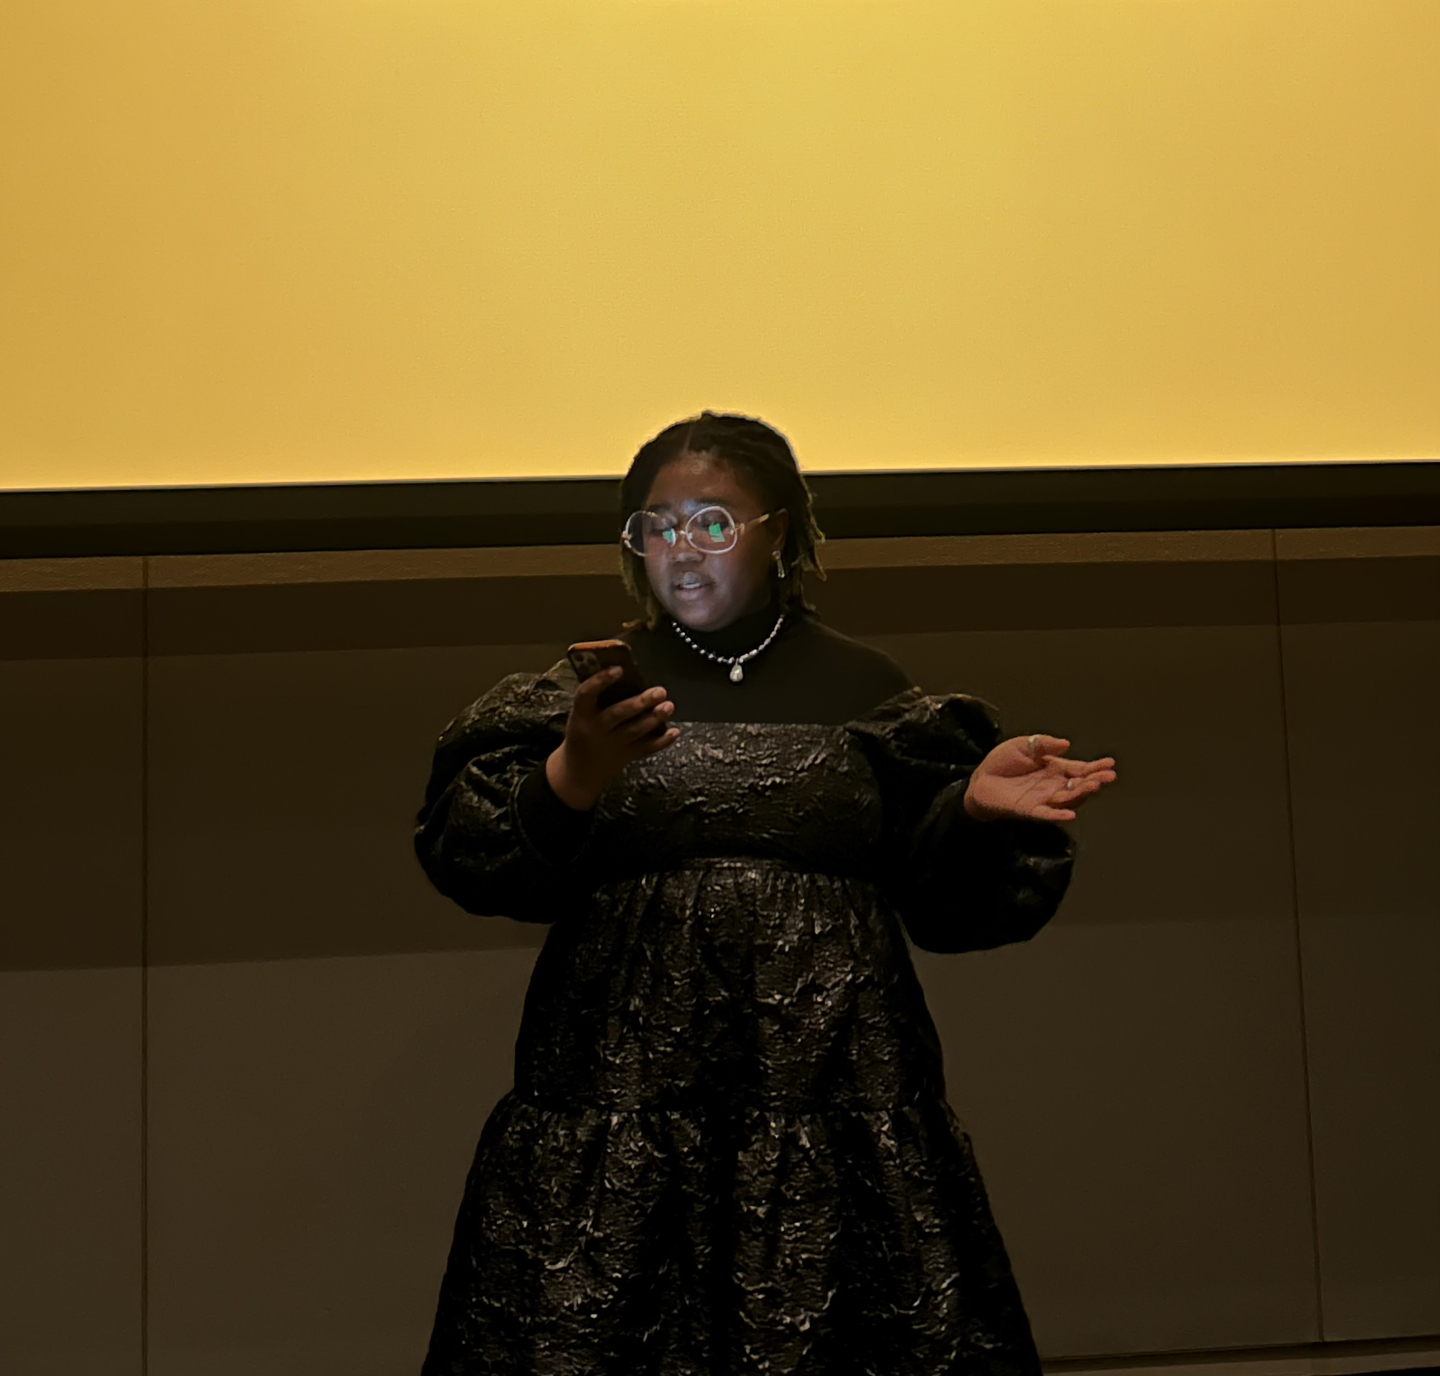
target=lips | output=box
[673,576,711,592]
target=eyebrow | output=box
[646,496,736,513]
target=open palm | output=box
[963,734,1117,824]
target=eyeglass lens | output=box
[624,506,738,554]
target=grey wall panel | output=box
[870,624,1318,1354]
[145,644,563,964]
[0,970,143,1376]
[0,653,145,972]
[143,639,558,1370]
[1279,600,1440,1337]
[0,619,143,1375]
[146,950,535,1376]
[916,923,1317,1358]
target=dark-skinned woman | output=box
[415,412,1117,1376]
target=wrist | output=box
[961,779,992,822]
[546,745,602,812]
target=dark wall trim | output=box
[2,462,1437,558]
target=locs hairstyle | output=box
[619,412,826,628]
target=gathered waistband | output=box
[598,856,879,883]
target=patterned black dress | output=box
[415,608,1074,1376]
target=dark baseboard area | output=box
[2,461,1437,558]
[1043,1336,1440,1376]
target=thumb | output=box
[1023,733,1070,761]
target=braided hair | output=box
[618,412,826,628]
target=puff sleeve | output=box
[414,665,590,922]
[849,690,1076,953]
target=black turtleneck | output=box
[517,600,917,846]
[623,599,914,725]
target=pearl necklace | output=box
[669,612,786,683]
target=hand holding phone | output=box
[566,640,650,710]
[548,640,679,810]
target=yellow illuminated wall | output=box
[2,0,1437,489]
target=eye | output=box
[691,506,737,549]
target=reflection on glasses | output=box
[621,505,775,556]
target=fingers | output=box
[1040,754,1117,788]
[602,685,671,732]
[1023,737,1121,774]
[573,664,624,708]
[603,683,665,718]
[1053,760,1117,784]
[619,702,675,741]
[1021,797,1078,822]
[1054,776,1103,805]
[637,725,681,756]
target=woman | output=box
[416,413,1116,1376]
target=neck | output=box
[672,595,783,654]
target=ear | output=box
[770,507,790,556]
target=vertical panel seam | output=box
[1270,527,1326,1340]
[139,556,149,1376]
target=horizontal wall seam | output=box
[5,527,1436,593]
[0,556,146,593]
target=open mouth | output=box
[673,576,711,592]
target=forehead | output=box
[644,452,761,510]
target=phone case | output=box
[567,640,648,709]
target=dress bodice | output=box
[590,723,885,880]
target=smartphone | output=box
[567,639,649,710]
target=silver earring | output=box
[773,550,786,579]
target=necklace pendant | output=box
[728,662,745,683]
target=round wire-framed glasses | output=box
[621,505,776,557]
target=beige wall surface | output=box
[3,0,1438,489]
[1,532,1436,1373]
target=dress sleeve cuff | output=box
[514,763,593,864]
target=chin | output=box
[664,594,731,631]
[668,606,722,631]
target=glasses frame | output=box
[621,505,777,557]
